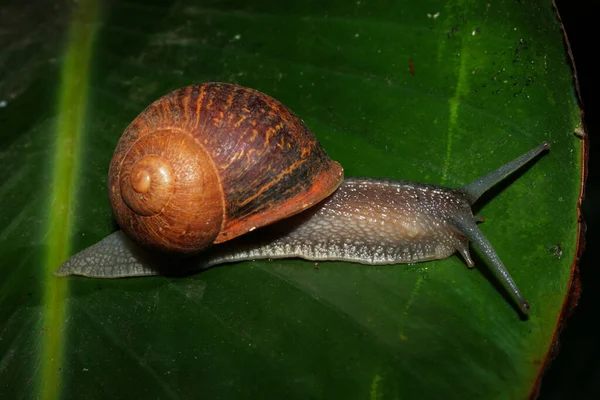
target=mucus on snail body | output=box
[56,82,550,316]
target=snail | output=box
[56,82,550,315]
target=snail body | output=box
[56,83,550,315]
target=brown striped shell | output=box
[108,83,344,253]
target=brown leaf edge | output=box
[528,2,589,398]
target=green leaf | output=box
[0,0,583,399]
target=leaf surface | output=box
[0,0,583,398]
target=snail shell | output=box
[109,83,343,253]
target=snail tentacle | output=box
[460,141,550,205]
[450,214,530,315]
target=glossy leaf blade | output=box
[0,0,583,399]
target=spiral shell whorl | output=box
[109,128,224,253]
[121,154,174,216]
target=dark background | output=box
[539,1,599,399]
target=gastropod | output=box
[56,82,550,315]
